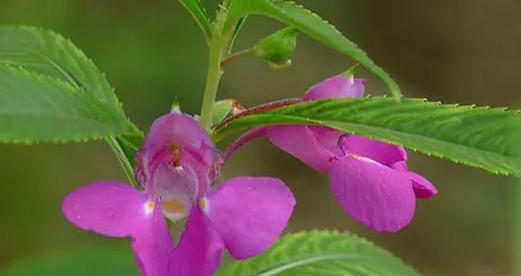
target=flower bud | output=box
[254,27,297,68]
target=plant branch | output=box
[220,48,255,69]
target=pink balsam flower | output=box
[226,73,437,232]
[63,113,295,276]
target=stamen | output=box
[168,143,183,167]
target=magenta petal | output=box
[62,182,149,237]
[204,177,296,259]
[329,156,416,232]
[143,112,214,161]
[136,112,219,193]
[409,172,438,199]
[308,126,344,156]
[340,135,407,166]
[132,208,174,276]
[169,207,224,276]
[63,182,174,275]
[390,161,408,171]
[267,125,334,172]
[304,74,365,100]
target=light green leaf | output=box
[225,0,402,99]
[218,230,419,276]
[0,66,137,143]
[0,26,123,111]
[0,246,138,276]
[178,0,212,40]
[212,97,521,176]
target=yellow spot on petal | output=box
[162,199,185,215]
[144,201,155,215]
[350,153,369,161]
[349,153,380,165]
[199,198,208,213]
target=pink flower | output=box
[62,113,295,276]
[226,73,437,232]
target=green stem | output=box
[199,3,238,131]
[199,39,224,131]
[106,137,139,188]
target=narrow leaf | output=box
[178,0,213,40]
[212,97,521,177]
[0,66,137,143]
[218,230,419,276]
[226,0,402,99]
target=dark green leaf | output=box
[0,66,137,143]
[218,230,419,276]
[212,97,521,176]
[226,0,402,99]
[0,246,138,276]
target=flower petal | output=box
[136,112,219,194]
[267,125,334,172]
[308,126,345,156]
[142,112,214,163]
[340,135,407,166]
[62,182,174,275]
[409,172,438,199]
[203,177,296,259]
[132,208,174,276]
[169,207,224,276]
[62,182,150,237]
[329,156,416,232]
[304,74,365,100]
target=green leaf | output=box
[0,66,137,143]
[212,97,521,177]
[178,0,212,40]
[116,134,144,167]
[218,230,419,276]
[225,0,402,99]
[0,26,123,111]
[0,246,138,276]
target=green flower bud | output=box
[254,27,298,68]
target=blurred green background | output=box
[0,0,520,275]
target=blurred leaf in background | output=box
[0,246,138,276]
